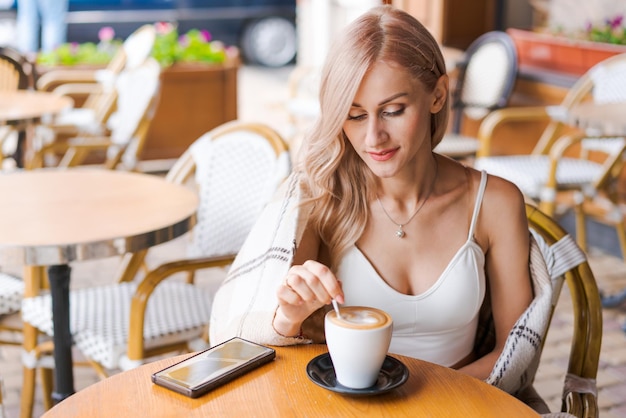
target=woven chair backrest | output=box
[0,47,30,91]
[186,122,291,258]
[122,24,157,71]
[454,31,518,128]
[105,57,161,167]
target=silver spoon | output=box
[331,299,342,319]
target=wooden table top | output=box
[0,169,198,266]
[43,344,539,417]
[0,90,73,123]
[568,102,626,136]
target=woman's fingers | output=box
[286,261,344,304]
[302,260,344,303]
[276,277,303,306]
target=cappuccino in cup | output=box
[327,306,392,329]
[325,306,393,389]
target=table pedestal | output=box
[48,264,75,403]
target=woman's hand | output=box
[273,260,344,337]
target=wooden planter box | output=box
[141,59,239,160]
[508,28,626,76]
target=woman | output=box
[211,4,547,398]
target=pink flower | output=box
[155,21,175,35]
[610,15,624,29]
[98,26,115,42]
[200,30,211,42]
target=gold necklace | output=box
[376,160,438,238]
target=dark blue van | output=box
[3,0,297,67]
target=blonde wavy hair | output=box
[297,5,449,268]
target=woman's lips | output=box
[368,148,398,161]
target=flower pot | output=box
[507,28,626,76]
[141,59,239,160]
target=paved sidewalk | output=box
[2,65,626,417]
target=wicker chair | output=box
[29,57,161,171]
[33,24,156,164]
[474,53,626,259]
[20,121,291,414]
[434,31,518,159]
[525,203,602,418]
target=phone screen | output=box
[154,338,274,390]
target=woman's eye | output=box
[347,113,366,121]
[382,107,405,118]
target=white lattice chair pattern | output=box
[0,273,23,316]
[22,281,211,370]
[434,31,518,159]
[0,272,24,348]
[474,53,626,256]
[186,127,292,258]
[21,121,291,378]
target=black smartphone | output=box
[151,337,276,398]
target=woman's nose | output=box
[365,117,387,147]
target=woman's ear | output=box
[430,75,449,113]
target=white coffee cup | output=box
[324,306,393,389]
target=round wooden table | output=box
[42,345,539,417]
[0,90,73,123]
[0,169,198,403]
[0,90,73,167]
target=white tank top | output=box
[336,171,488,366]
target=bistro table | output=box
[0,169,198,404]
[42,344,539,417]
[0,90,73,167]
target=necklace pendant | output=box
[395,227,405,238]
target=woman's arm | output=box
[458,174,533,380]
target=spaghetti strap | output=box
[468,171,488,240]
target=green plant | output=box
[151,22,228,67]
[550,14,626,46]
[586,15,626,45]
[37,23,232,67]
[37,41,120,66]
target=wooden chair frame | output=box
[526,203,602,418]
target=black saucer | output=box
[306,353,409,396]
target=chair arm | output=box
[60,136,114,167]
[29,135,111,169]
[476,106,552,157]
[127,255,235,360]
[543,133,626,211]
[534,132,589,214]
[66,135,111,148]
[36,69,99,91]
[52,82,103,99]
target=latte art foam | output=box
[328,306,392,330]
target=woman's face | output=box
[342,60,446,179]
